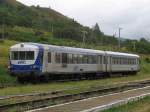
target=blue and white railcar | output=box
[9,43,140,78]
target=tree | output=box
[140,38,148,43]
[92,23,103,35]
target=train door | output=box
[109,56,112,72]
[103,54,107,72]
[62,53,68,68]
[98,55,103,72]
[106,56,112,73]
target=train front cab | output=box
[9,44,44,76]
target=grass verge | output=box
[102,96,150,112]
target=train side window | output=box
[117,58,118,64]
[122,58,124,64]
[124,58,126,64]
[118,58,119,65]
[112,57,114,64]
[62,53,68,64]
[73,54,78,64]
[77,55,80,64]
[130,59,131,65]
[88,55,95,64]
[120,58,122,64]
[117,57,119,65]
[120,58,121,64]
[88,55,92,64]
[82,55,87,64]
[68,54,73,64]
[118,58,120,65]
[104,56,107,64]
[55,53,61,63]
[99,55,102,64]
[48,52,51,63]
[78,55,83,64]
[114,58,116,64]
[93,55,97,64]
[91,55,95,64]
[116,58,118,65]
[125,58,127,65]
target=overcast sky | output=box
[17,0,150,39]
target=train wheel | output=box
[40,75,49,82]
[17,76,26,83]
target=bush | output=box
[0,39,4,43]
[0,65,17,86]
[144,58,150,63]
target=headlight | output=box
[33,65,39,69]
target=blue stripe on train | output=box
[10,44,44,75]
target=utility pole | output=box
[51,24,53,38]
[113,32,117,38]
[133,41,136,52]
[118,27,122,50]
[82,31,87,47]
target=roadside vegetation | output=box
[0,40,17,87]
[102,96,150,112]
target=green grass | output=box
[102,96,150,112]
[0,68,150,96]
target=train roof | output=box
[10,43,39,51]
[106,51,139,58]
[28,43,105,55]
[10,43,140,57]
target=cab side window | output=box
[48,52,51,63]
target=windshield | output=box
[11,51,34,60]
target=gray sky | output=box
[17,0,150,39]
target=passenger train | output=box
[9,43,140,80]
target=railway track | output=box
[30,86,150,112]
[0,80,150,112]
